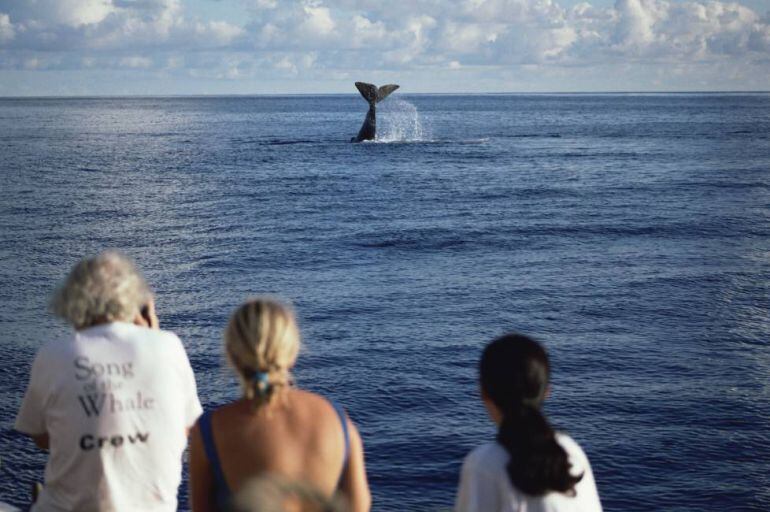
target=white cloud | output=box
[350,15,388,46]
[246,0,279,9]
[0,0,767,92]
[195,20,245,45]
[274,56,297,73]
[0,0,243,51]
[0,13,14,42]
[599,0,766,60]
[438,22,499,54]
[613,0,657,48]
[120,55,152,68]
[4,0,115,27]
[300,5,335,37]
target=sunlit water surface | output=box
[0,94,769,511]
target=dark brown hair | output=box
[480,333,583,496]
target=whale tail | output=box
[355,82,399,105]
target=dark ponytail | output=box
[480,334,582,496]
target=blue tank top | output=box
[198,400,351,510]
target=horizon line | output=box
[1,90,769,99]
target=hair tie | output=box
[252,370,271,394]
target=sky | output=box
[0,0,768,95]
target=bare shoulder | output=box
[284,389,355,433]
[209,390,347,431]
[287,389,342,416]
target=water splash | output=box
[376,99,431,142]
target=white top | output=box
[15,322,203,512]
[455,434,602,512]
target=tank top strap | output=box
[198,410,231,501]
[330,400,350,468]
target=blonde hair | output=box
[225,298,300,409]
[50,251,151,330]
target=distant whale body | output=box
[351,82,399,142]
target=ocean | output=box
[0,93,768,510]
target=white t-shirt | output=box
[455,434,602,512]
[15,322,203,512]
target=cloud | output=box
[613,0,657,48]
[0,13,14,42]
[0,0,243,51]
[300,5,335,37]
[437,21,499,55]
[0,0,767,92]
[2,0,115,27]
[120,55,152,68]
[198,20,245,45]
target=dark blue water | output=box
[1,94,768,511]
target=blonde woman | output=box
[190,298,371,512]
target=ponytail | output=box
[241,367,291,409]
[225,298,299,410]
[481,334,582,496]
[496,402,581,496]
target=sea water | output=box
[0,94,768,510]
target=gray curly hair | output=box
[50,251,151,329]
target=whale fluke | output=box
[355,82,399,105]
[352,82,400,142]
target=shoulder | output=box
[152,328,189,355]
[290,388,332,405]
[555,432,591,472]
[119,324,189,356]
[105,324,195,379]
[38,330,77,352]
[285,390,355,438]
[555,432,603,508]
[72,322,183,351]
[131,324,182,345]
[462,441,509,476]
[190,408,211,431]
[31,333,77,368]
[465,441,509,464]
[290,389,344,417]
[555,433,588,459]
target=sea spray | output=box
[377,99,431,142]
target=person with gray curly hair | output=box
[15,251,203,512]
[49,251,154,330]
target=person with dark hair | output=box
[455,334,602,512]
